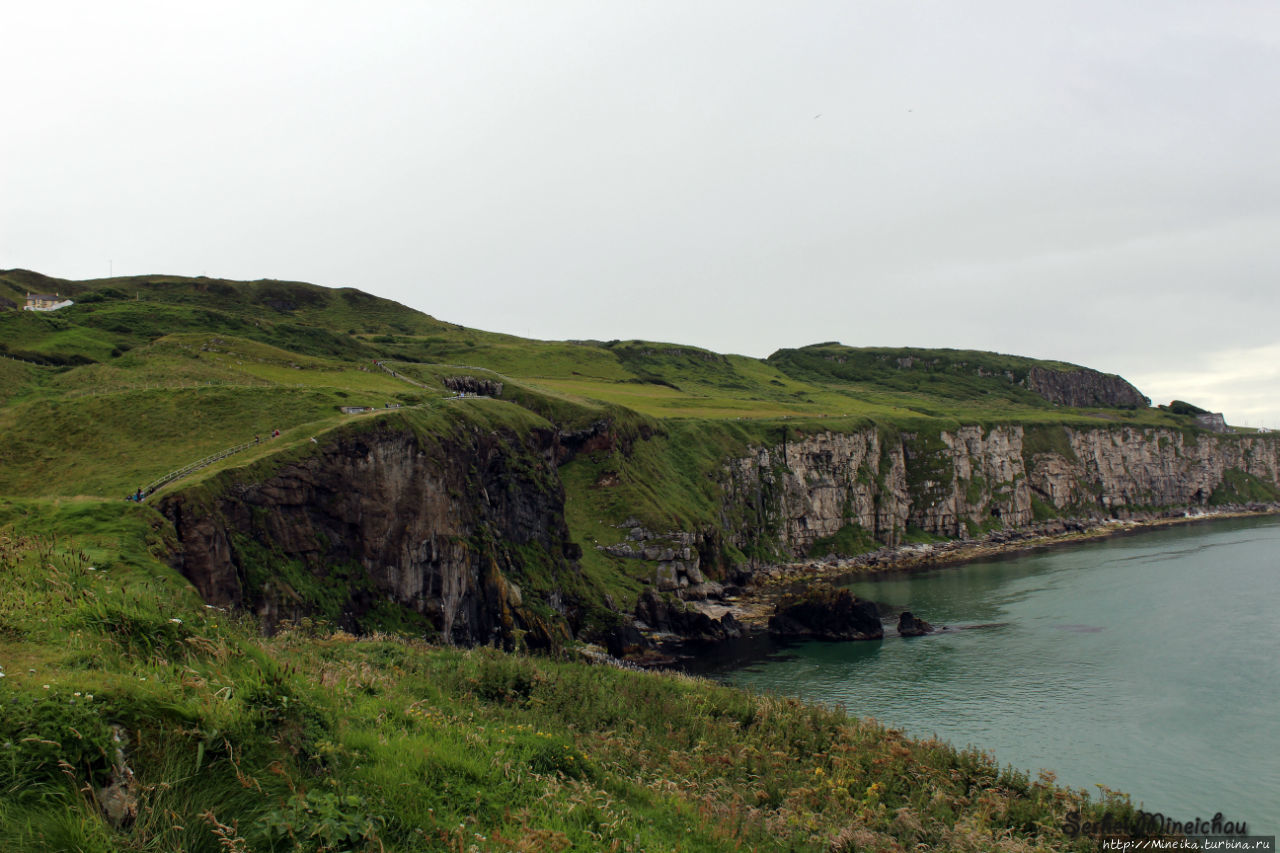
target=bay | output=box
[687,515,1280,828]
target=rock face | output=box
[897,611,934,637]
[1194,413,1229,433]
[634,589,742,642]
[723,425,1035,550]
[160,401,1280,650]
[604,622,648,658]
[721,426,1280,557]
[161,416,578,648]
[1025,366,1149,409]
[768,587,883,641]
[444,376,503,397]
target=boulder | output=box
[680,581,724,601]
[654,563,680,591]
[635,589,741,642]
[897,610,934,637]
[605,622,649,658]
[768,586,883,641]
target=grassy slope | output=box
[0,524,1131,852]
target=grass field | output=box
[0,521,1134,851]
[1,270,1207,501]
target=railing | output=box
[373,360,433,390]
[0,353,54,368]
[140,438,261,498]
[135,366,487,501]
[374,360,496,400]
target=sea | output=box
[684,514,1280,829]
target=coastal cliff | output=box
[158,409,1280,645]
[160,409,583,647]
[719,425,1280,558]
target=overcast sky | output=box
[4,2,1278,424]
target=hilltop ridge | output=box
[1,268,1162,426]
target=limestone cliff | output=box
[719,425,1280,558]
[160,412,582,647]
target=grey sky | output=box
[5,2,1278,424]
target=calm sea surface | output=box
[686,515,1280,828]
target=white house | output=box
[24,292,74,312]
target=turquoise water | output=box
[690,516,1280,828]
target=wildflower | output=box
[74,692,81,697]
[43,684,50,689]
[170,618,183,624]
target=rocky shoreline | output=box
[618,502,1280,661]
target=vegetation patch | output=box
[1022,424,1080,463]
[1209,468,1280,505]
[807,523,879,558]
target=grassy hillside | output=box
[0,521,1133,851]
[0,268,1176,502]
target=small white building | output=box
[24,292,74,312]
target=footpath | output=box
[136,362,482,500]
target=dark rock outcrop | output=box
[634,589,742,642]
[161,415,577,648]
[768,586,883,641]
[604,622,648,658]
[1026,366,1149,409]
[553,419,615,464]
[444,376,503,397]
[897,611,934,637]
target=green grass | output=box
[1209,468,1280,505]
[0,526,1134,851]
[1,269,1204,432]
[0,386,365,498]
[807,523,880,557]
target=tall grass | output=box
[0,522,1134,852]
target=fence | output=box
[373,360,434,390]
[140,438,260,498]
[0,353,54,368]
[136,366,483,500]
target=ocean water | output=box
[687,515,1280,828]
